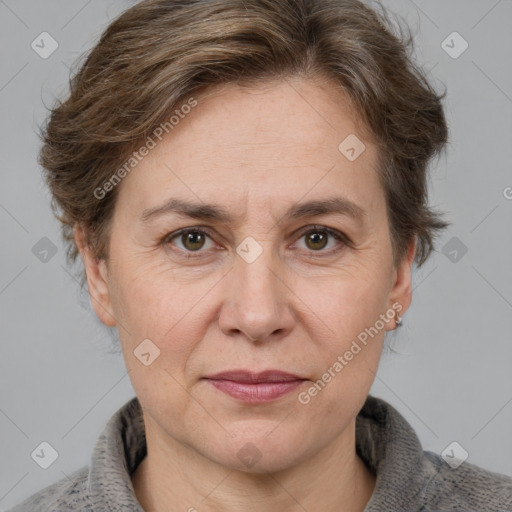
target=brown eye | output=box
[304,231,329,251]
[295,226,347,255]
[181,231,206,251]
[164,228,216,256]
[163,225,347,259]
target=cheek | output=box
[109,257,222,393]
[296,278,387,428]
[292,259,391,409]
[298,259,392,347]
[111,263,208,419]
[109,254,203,336]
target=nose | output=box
[218,242,295,343]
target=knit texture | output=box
[7,394,512,511]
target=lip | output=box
[205,369,304,382]
[203,369,307,403]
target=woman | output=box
[8,0,512,511]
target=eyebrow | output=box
[140,196,366,225]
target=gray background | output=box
[1,0,511,508]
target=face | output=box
[77,76,414,474]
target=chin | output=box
[207,428,314,475]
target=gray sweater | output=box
[7,394,512,511]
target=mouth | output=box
[205,369,305,383]
[202,369,307,403]
[204,370,307,404]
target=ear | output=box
[386,237,416,331]
[74,224,117,328]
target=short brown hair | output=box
[39,0,449,287]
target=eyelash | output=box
[161,225,350,259]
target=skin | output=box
[76,76,415,512]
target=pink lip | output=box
[203,369,307,403]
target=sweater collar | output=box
[356,395,437,511]
[87,396,147,511]
[86,394,435,511]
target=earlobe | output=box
[74,224,117,328]
[387,238,416,330]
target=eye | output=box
[293,225,348,256]
[162,225,349,258]
[163,227,217,257]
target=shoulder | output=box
[421,450,512,511]
[5,466,93,512]
[358,394,512,511]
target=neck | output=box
[132,416,376,512]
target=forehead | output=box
[176,76,372,159]
[116,77,382,219]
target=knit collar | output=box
[86,394,436,511]
[356,395,438,511]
